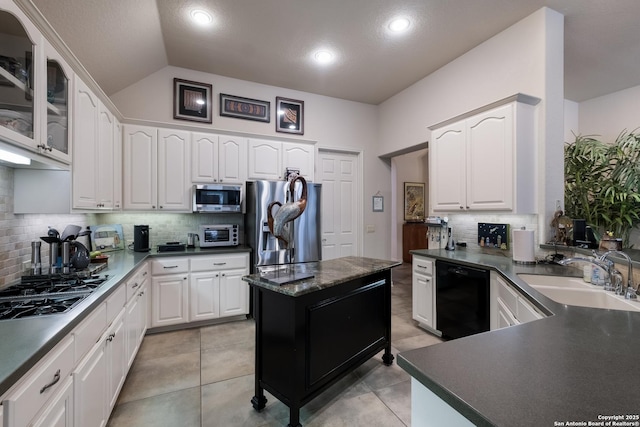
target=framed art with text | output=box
[173,78,212,123]
[276,97,304,134]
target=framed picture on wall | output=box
[220,93,270,122]
[173,78,212,123]
[404,182,425,221]
[373,195,384,212]
[276,97,304,134]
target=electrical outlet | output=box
[366,225,375,233]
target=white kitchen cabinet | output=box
[123,124,156,210]
[248,138,315,181]
[429,97,537,213]
[157,128,191,210]
[412,255,437,333]
[71,78,99,209]
[31,376,73,427]
[490,272,544,330]
[192,132,247,184]
[1,335,75,427]
[125,265,149,368]
[189,253,250,321]
[113,118,122,210]
[73,307,125,427]
[72,77,119,210]
[123,125,191,211]
[43,38,72,164]
[150,257,190,328]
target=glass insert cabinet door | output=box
[0,9,35,141]
[45,56,69,156]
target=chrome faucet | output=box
[559,251,637,300]
[598,251,637,300]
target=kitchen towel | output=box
[512,228,536,263]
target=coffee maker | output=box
[133,225,150,252]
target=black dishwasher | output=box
[435,260,490,340]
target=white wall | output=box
[110,66,391,259]
[578,84,640,142]
[378,7,565,244]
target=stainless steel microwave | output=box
[193,184,242,213]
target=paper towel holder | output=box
[512,226,537,264]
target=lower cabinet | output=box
[73,309,125,427]
[31,376,74,427]
[125,278,148,369]
[490,272,544,329]
[412,255,436,333]
[152,253,250,328]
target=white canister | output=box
[583,264,592,283]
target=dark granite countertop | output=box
[242,256,402,296]
[0,246,252,397]
[399,249,640,427]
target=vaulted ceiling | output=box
[30,0,640,104]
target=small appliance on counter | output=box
[158,242,186,252]
[199,224,239,247]
[187,232,199,248]
[133,225,150,252]
[445,227,455,251]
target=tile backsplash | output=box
[0,164,243,287]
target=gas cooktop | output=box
[0,273,110,320]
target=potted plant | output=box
[564,130,640,248]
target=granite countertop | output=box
[0,245,252,397]
[399,249,640,427]
[242,256,402,296]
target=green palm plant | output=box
[564,131,640,247]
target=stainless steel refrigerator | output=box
[245,180,322,272]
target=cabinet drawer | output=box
[151,257,189,275]
[73,302,107,363]
[412,257,433,276]
[3,335,74,427]
[127,264,149,301]
[190,253,249,272]
[496,275,518,314]
[106,284,126,325]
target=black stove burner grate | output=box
[0,274,110,320]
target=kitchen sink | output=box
[517,274,640,312]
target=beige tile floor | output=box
[106,263,443,427]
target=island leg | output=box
[252,287,268,411]
[287,405,301,427]
[383,271,395,366]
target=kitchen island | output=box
[400,249,640,427]
[242,256,401,427]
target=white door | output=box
[318,150,360,260]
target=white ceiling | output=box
[29,0,640,104]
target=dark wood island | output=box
[242,256,401,427]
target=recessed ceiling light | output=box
[314,50,334,64]
[388,17,410,33]
[190,9,212,25]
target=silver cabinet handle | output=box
[163,265,178,269]
[213,262,226,266]
[40,369,60,394]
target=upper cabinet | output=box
[248,138,315,181]
[123,125,191,211]
[191,133,247,184]
[0,2,39,150]
[0,1,72,163]
[429,96,538,213]
[72,77,121,210]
